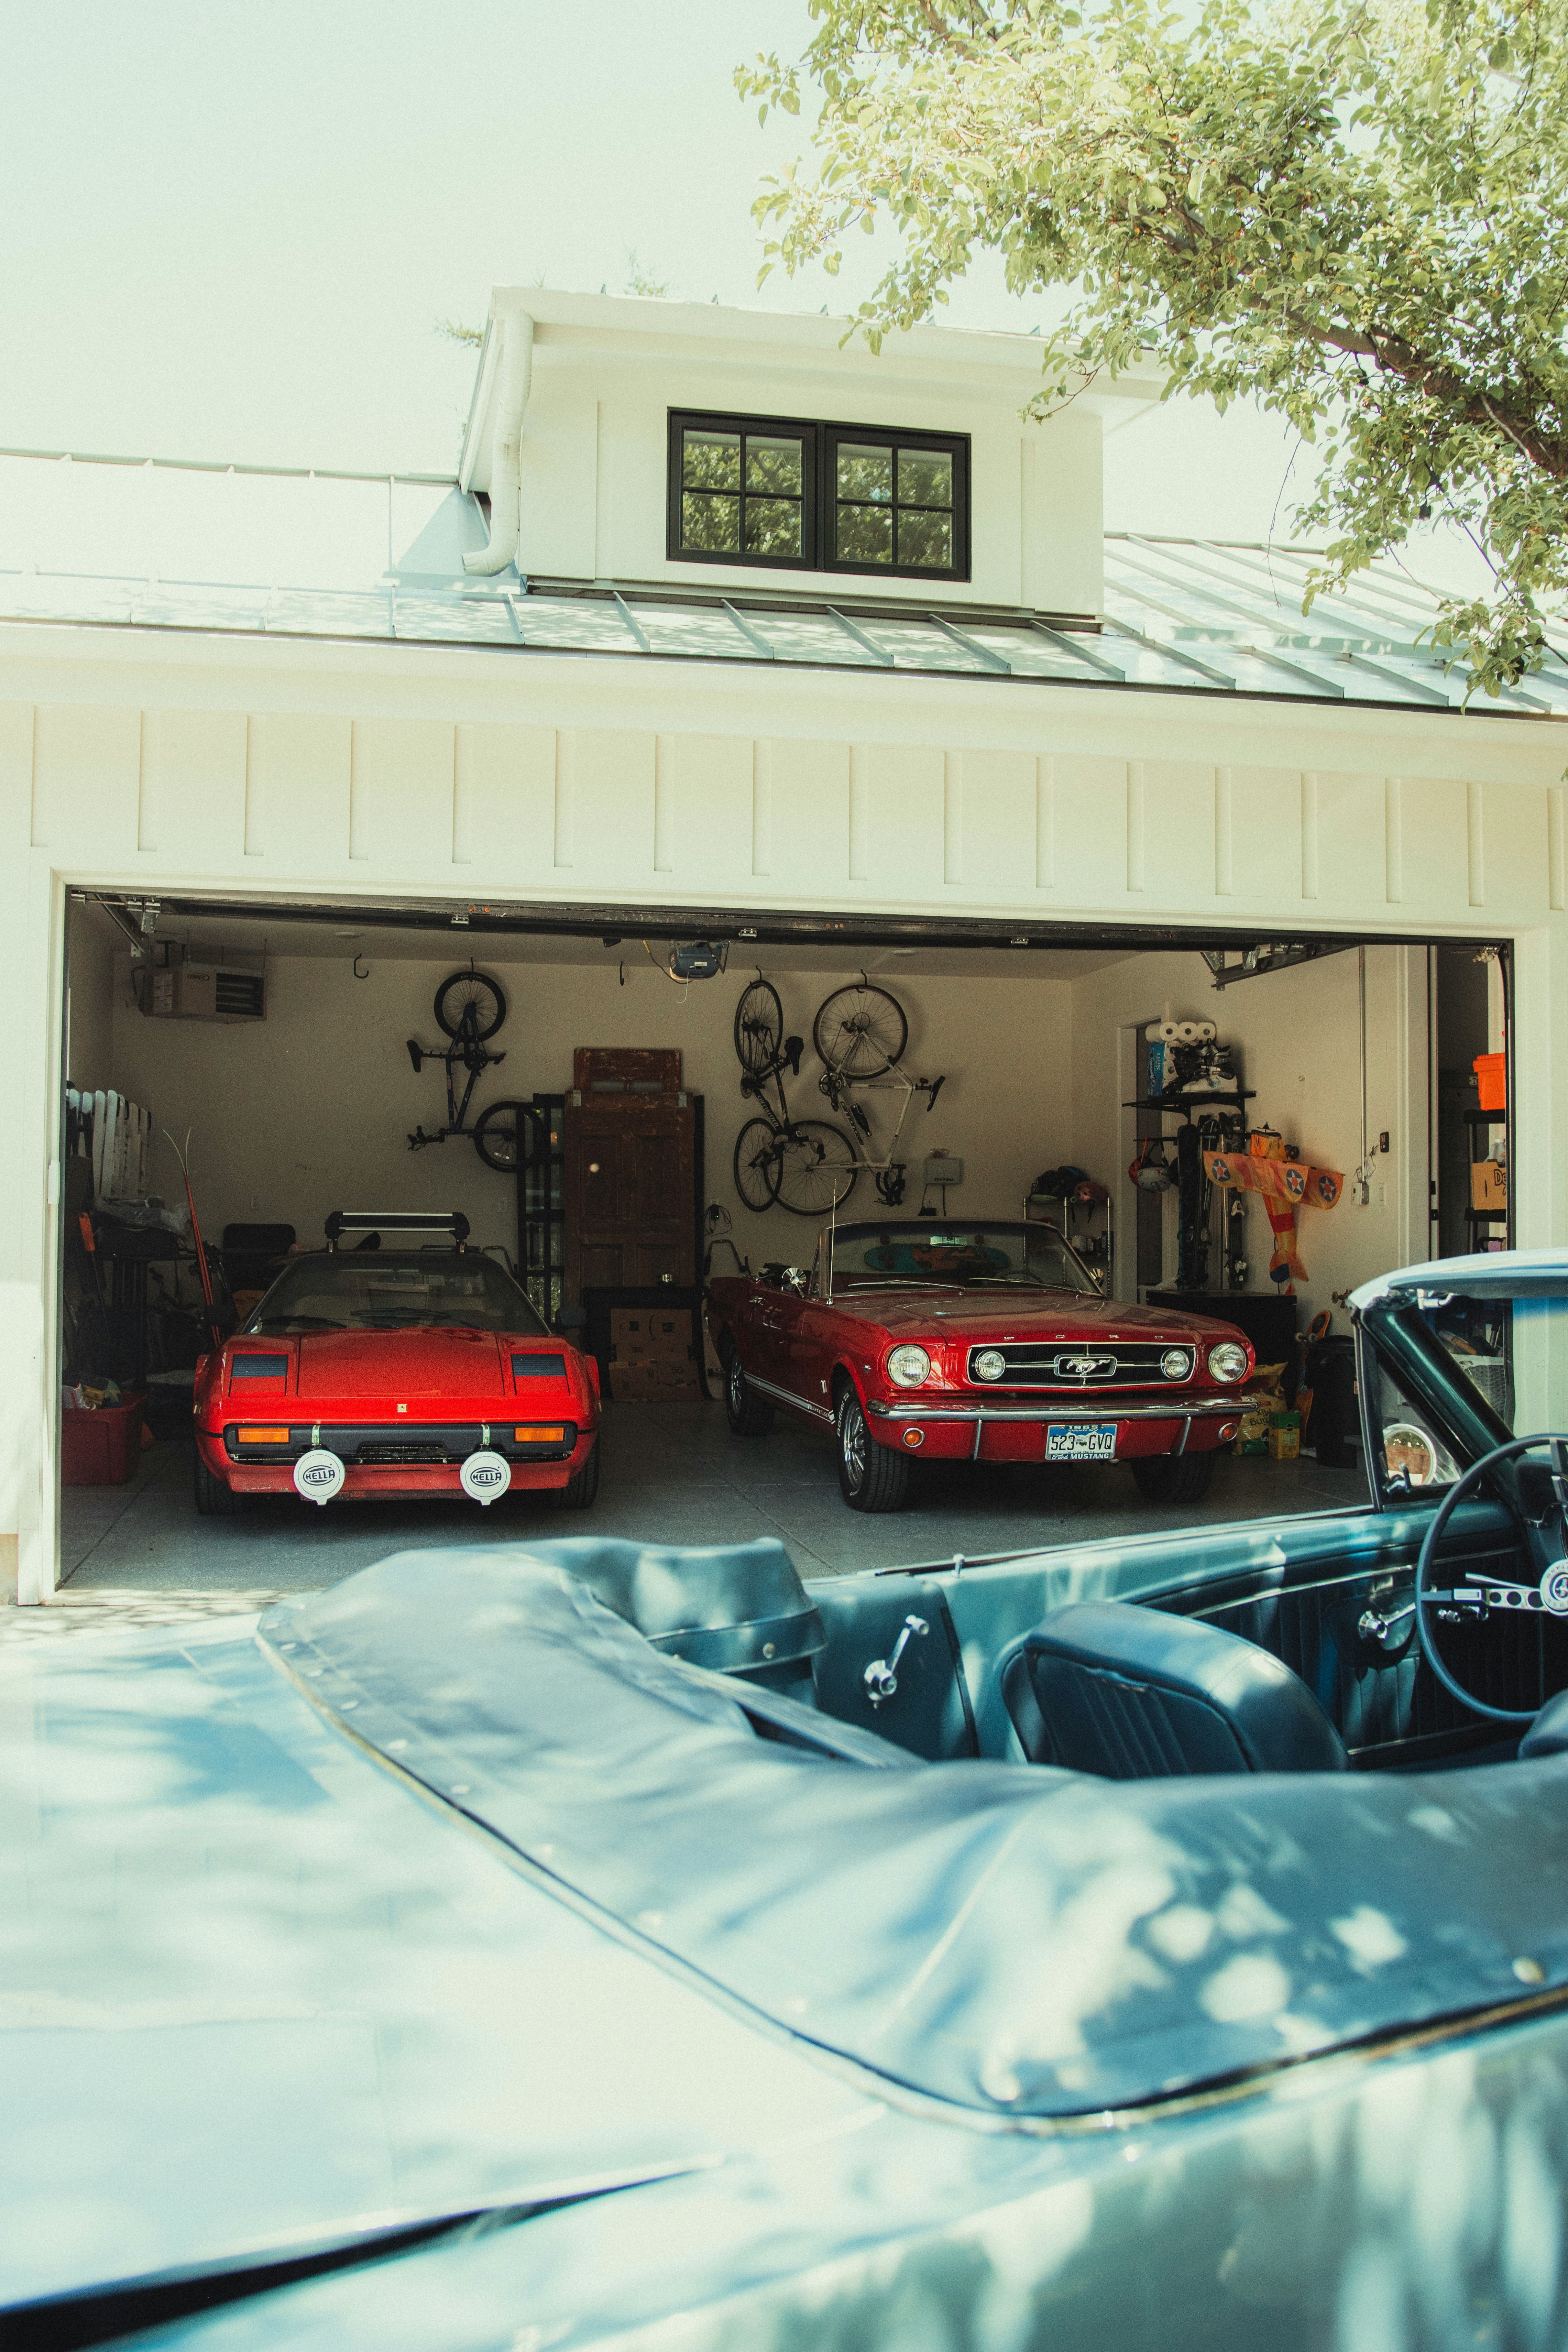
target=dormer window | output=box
[668,410,969,581]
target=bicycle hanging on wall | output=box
[730,975,946,1215]
[405,968,529,1172]
[731,977,859,1216]
[813,979,946,1207]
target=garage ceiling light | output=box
[334,930,362,939]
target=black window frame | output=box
[667,409,971,583]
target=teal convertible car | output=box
[3,1247,1567,2351]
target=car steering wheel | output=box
[1415,1434,1568,1722]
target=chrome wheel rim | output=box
[728,1356,746,1416]
[840,1399,866,1488]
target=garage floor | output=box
[59,1401,1366,1593]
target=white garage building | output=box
[2,289,1562,1602]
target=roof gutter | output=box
[462,312,534,577]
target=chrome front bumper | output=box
[866,1392,1256,1424]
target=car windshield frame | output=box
[243,1250,551,1338]
[1360,1277,1568,1505]
[814,1218,1100,1301]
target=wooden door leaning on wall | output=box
[563,1049,696,1300]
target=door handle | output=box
[863,1615,928,1706]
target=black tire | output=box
[193,1449,240,1517]
[434,969,506,1043]
[472,1099,529,1173]
[559,1439,600,1511]
[724,1347,775,1436]
[734,1117,783,1213]
[836,1387,911,1512]
[734,980,783,1077]
[813,984,907,1079]
[1130,1451,1218,1506]
[773,1120,858,1217]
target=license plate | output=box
[1045,1423,1118,1463]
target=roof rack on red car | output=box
[324,1209,470,1252]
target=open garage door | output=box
[56,888,1512,1597]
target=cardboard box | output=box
[611,1309,692,1365]
[610,1361,701,1403]
[1471,1159,1508,1213]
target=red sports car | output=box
[193,1211,600,1516]
[705,1216,1256,1512]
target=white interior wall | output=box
[64,916,116,1097]
[98,947,1077,1274]
[1070,946,1429,1323]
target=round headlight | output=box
[1207,1340,1250,1384]
[1161,1348,1192,1380]
[887,1344,932,1389]
[973,1349,1008,1383]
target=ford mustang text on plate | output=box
[193,1210,600,1515]
[705,1217,1256,1511]
[4,1247,1568,2351]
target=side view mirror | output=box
[556,1303,588,1335]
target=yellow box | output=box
[1470,1159,1508,1213]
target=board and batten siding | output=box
[2,624,1567,1597]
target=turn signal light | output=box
[515,1425,566,1442]
[240,1427,289,1444]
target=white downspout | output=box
[463,312,534,576]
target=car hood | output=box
[854,1290,1246,1343]
[297,1328,507,1397]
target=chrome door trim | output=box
[749,1374,836,1426]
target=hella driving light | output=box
[887,1345,932,1389]
[1207,1341,1250,1383]
[973,1349,1007,1382]
[1161,1349,1192,1380]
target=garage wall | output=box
[1070,946,1427,1323]
[64,913,116,1097]
[101,951,1077,1275]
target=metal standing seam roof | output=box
[0,447,1565,720]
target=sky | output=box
[0,2,1461,571]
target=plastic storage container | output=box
[1474,1052,1507,1112]
[61,1394,145,1486]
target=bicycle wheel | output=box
[733,1118,783,1214]
[473,1099,529,1173]
[733,978,783,1076]
[774,1121,858,1217]
[435,969,507,1042]
[813,984,907,1079]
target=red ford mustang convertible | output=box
[194,1211,600,1516]
[705,1217,1256,1512]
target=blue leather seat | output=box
[1001,1600,1348,1777]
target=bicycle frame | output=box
[406,1013,506,1151]
[820,1062,946,1205]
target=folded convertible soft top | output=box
[262,1545,1568,2119]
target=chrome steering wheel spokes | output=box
[1415,1433,1568,1724]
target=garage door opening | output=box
[56,891,1511,1596]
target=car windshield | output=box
[824,1221,1098,1296]
[1366,1276,1568,1495]
[245,1252,550,1336]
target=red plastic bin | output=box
[61,1395,145,1486]
[1474,1052,1507,1113]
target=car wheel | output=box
[724,1348,775,1437]
[1130,1451,1218,1506]
[193,1449,241,1517]
[559,1440,600,1511]
[836,1388,911,1512]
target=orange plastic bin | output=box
[61,1395,145,1486]
[1474,1053,1507,1113]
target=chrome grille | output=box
[967,1341,1195,1389]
